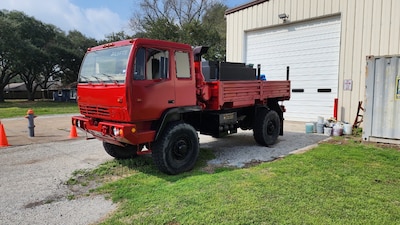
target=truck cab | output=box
[74,39,199,145]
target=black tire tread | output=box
[103,142,137,159]
[152,122,199,175]
[253,109,280,146]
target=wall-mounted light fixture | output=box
[278,13,289,22]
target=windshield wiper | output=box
[101,73,119,84]
[92,76,104,83]
[79,75,91,83]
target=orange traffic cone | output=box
[0,122,10,147]
[69,124,78,138]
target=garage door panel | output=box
[246,16,341,122]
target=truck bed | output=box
[205,80,291,110]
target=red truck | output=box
[72,38,290,174]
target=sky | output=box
[2,0,249,40]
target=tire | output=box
[253,109,280,146]
[152,122,199,175]
[103,142,138,159]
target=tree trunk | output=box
[0,90,5,103]
[27,91,35,101]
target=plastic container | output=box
[317,116,324,124]
[312,122,317,132]
[324,127,332,136]
[316,123,324,134]
[343,124,352,135]
[332,126,343,136]
[305,123,314,133]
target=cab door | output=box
[131,47,175,121]
[173,50,196,107]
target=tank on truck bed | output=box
[72,38,290,174]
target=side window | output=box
[133,47,169,80]
[133,48,145,80]
[175,51,191,78]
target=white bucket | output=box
[343,124,353,135]
[324,127,332,136]
[317,116,324,124]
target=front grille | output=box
[80,105,110,117]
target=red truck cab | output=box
[73,38,290,174]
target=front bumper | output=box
[72,116,155,146]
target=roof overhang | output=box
[225,0,269,15]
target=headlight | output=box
[112,127,123,136]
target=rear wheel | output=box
[103,142,138,159]
[253,109,280,146]
[152,122,199,175]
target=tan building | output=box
[225,0,400,123]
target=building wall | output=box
[226,0,400,122]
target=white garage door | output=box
[245,16,341,122]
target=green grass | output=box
[0,100,79,118]
[71,140,400,225]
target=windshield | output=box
[78,45,131,84]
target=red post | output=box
[333,98,338,120]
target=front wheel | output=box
[103,142,138,159]
[253,109,280,146]
[152,122,199,175]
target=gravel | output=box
[0,128,328,224]
[201,130,328,167]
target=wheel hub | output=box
[267,120,276,135]
[173,139,188,160]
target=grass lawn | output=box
[68,138,400,225]
[0,100,79,119]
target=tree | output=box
[0,10,97,101]
[0,10,21,102]
[100,31,132,44]
[10,11,59,101]
[201,3,227,61]
[62,30,97,85]
[129,0,227,60]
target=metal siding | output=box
[309,0,318,17]
[323,0,332,14]
[272,0,280,24]
[380,0,391,54]
[331,0,340,12]
[363,56,400,142]
[351,0,365,123]
[370,0,382,55]
[391,0,400,54]
[267,0,274,25]
[340,0,355,121]
[226,0,400,123]
[290,0,298,21]
[296,0,304,20]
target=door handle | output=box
[168,100,175,104]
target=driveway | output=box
[0,139,115,225]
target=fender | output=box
[153,106,202,141]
